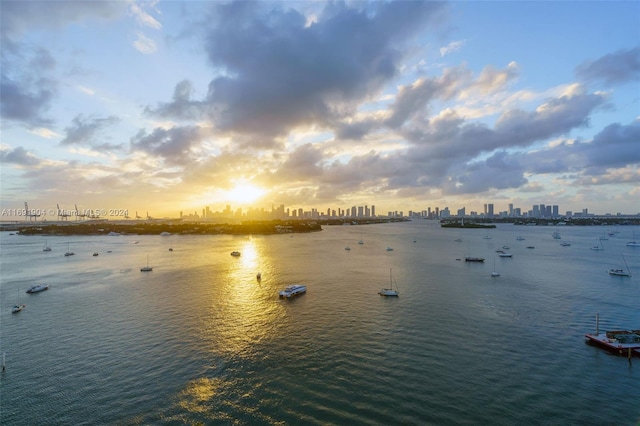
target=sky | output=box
[1,0,639,220]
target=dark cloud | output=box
[61,115,122,150]
[183,1,446,138]
[0,146,41,166]
[145,80,205,121]
[584,121,640,169]
[576,47,640,86]
[129,125,211,165]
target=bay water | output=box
[1,221,639,425]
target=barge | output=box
[585,330,640,357]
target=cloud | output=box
[60,115,122,151]
[129,125,212,165]
[439,40,465,57]
[0,146,41,166]
[145,80,204,121]
[133,31,158,54]
[576,47,640,86]
[129,2,162,30]
[167,1,446,140]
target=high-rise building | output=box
[487,203,494,217]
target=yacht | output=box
[279,285,307,298]
[26,284,49,294]
[608,255,632,277]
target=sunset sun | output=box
[225,184,266,204]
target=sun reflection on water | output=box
[201,237,285,358]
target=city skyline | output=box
[1,2,639,218]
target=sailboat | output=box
[590,239,604,251]
[43,240,52,252]
[491,257,500,277]
[64,242,75,256]
[140,255,153,272]
[608,255,632,277]
[378,269,399,296]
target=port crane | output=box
[24,202,41,221]
[75,205,86,219]
[57,204,71,221]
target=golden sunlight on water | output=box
[200,237,285,358]
[176,377,220,414]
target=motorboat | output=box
[230,251,241,257]
[498,253,513,258]
[279,284,306,298]
[12,304,26,313]
[26,284,49,294]
[464,257,485,262]
[92,252,99,256]
[560,241,571,246]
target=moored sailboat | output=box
[378,269,399,296]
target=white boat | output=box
[358,239,364,245]
[230,251,241,257]
[552,231,561,239]
[560,241,571,247]
[491,258,500,277]
[12,304,26,313]
[26,284,49,294]
[608,255,632,277]
[140,255,153,272]
[43,240,52,252]
[279,284,306,298]
[379,269,399,296]
[498,253,513,258]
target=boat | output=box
[465,256,485,262]
[256,272,262,281]
[552,231,561,239]
[92,252,99,256]
[608,255,632,277]
[12,304,26,313]
[43,240,52,252]
[26,284,49,293]
[64,242,75,256]
[526,246,535,249]
[140,255,153,272]
[230,251,241,257]
[491,258,500,277]
[498,252,513,258]
[454,238,463,242]
[560,241,571,247]
[482,235,492,240]
[627,241,640,247]
[358,239,364,245]
[279,284,307,298]
[516,236,525,241]
[502,245,510,249]
[386,247,394,251]
[590,240,604,251]
[344,246,351,251]
[378,269,399,296]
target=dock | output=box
[585,330,640,357]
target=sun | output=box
[225,184,266,204]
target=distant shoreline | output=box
[4,218,408,236]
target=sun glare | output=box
[226,184,266,204]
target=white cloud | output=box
[133,32,157,54]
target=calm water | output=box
[1,221,639,425]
